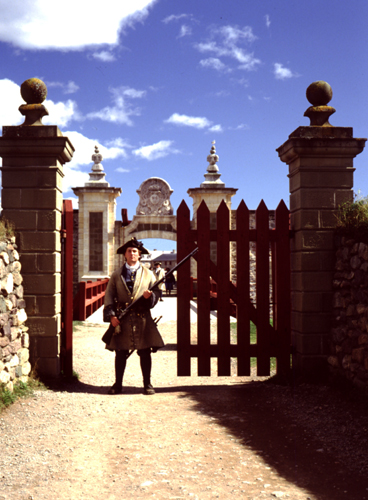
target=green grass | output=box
[231,321,277,370]
[0,377,46,412]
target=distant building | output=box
[141,249,177,270]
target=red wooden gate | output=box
[177,198,291,378]
[61,199,74,377]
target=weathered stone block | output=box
[292,291,332,313]
[21,188,62,210]
[17,348,29,364]
[22,274,61,294]
[30,355,60,377]
[38,210,62,231]
[2,210,38,230]
[291,251,334,272]
[19,231,61,252]
[292,271,334,292]
[37,253,61,273]
[25,294,61,316]
[27,314,61,337]
[19,253,37,270]
[290,189,335,211]
[292,312,331,336]
[29,335,60,357]
[1,189,22,209]
[293,230,334,251]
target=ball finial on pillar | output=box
[304,80,335,127]
[306,81,333,106]
[19,78,49,126]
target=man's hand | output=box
[111,316,120,327]
[143,290,152,299]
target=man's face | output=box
[125,247,140,266]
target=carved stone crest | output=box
[136,177,173,216]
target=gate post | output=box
[277,81,366,379]
[0,78,74,377]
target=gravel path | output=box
[1,308,368,499]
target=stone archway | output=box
[116,177,177,267]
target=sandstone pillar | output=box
[72,147,121,282]
[188,142,237,272]
[277,81,366,378]
[0,78,74,377]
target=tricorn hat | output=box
[154,261,161,266]
[116,237,149,255]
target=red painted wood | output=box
[63,200,74,377]
[236,200,251,376]
[275,200,291,377]
[78,281,87,321]
[217,201,231,376]
[177,200,192,376]
[178,197,291,379]
[256,200,271,376]
[197,201,211,375]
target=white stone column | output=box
[72,147,121,281]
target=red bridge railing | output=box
[73,278,109,321]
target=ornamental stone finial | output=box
[304,81,335,127]
[200,141,225,188]
[85,145,109,187]
[19,78,49,126]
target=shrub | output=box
[0,217,14,239]
[335,194,368,242]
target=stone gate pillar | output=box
[188,142,237,273]
[72,147,121,282]
[277,81,366,379]
[0,78,74,377]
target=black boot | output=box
[108,350,127,394]
[139,348,155,395]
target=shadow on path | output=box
[44,375,368,500]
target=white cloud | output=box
[47,80,79,94]
[133,140,179,161]
[92,51,116,62]
[62,130,129,193]
[86,86,146,125]
[162,13,191,24]
[178,25,192,38]
[209,124,223,133]
[265,15,271,28]
[199,57,228,72]
[43,99,81,128]
[195,25,260,71]
[219,25,257,44]
[0,78,24,126]
[0,0,158,50]
[116,167,130,173]
[165,113,212,129]
[274,63,298,80]
[63,166,90,193]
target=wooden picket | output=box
[61,200,74,377]
[177,198,291,378]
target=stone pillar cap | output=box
[304,81,335,127]
[19,78,49,126]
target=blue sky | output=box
[0,0,367,250]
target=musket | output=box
[116,246,198,321]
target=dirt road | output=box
[1,311,368,499]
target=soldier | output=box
[103,238,164,395]
[153,261,165,301]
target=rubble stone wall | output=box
[329,236,368,389]
[0,236,29,392]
